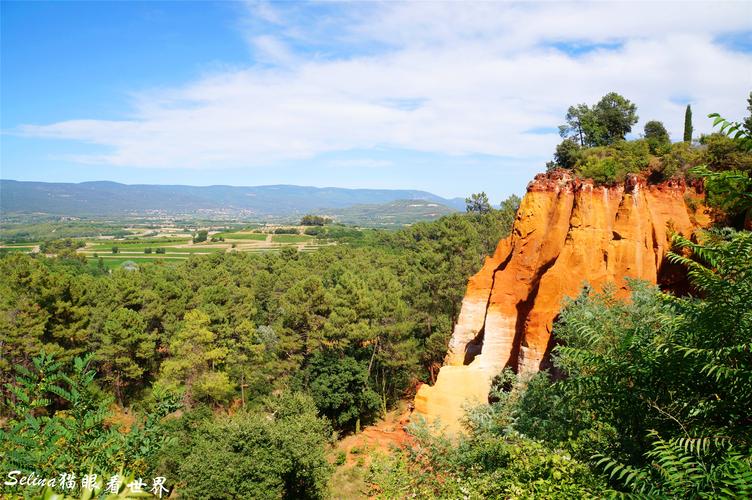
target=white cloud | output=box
[16,1,752,169]
[327,158,394,169]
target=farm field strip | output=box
[91,254,190,260]
[215,232,267,240]
[271,234,314,243]
[0,247,35,253]
[86,241,192,251]
[81,247,228,255]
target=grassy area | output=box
[215,232,267,240]
[0,247,34,254]
[148,246,226,254]
[329,463,369,499]
[86,246,227,256]
[86,256,187,270]
[272,234,312,243]
[87,239,191,251]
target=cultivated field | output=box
[1,226,339,269]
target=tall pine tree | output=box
[683,104,693,142]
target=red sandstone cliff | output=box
[413,171,708,433]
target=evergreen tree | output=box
[157,309,233,406]
[465,192,491,213]
[95,307,155,405]
[554,137,582,168]
[643,120,670,154]
[683,104,693,142]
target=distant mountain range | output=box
[0,180,464,219]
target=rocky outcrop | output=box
[413,171,708,434]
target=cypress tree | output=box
[683,104,693,142]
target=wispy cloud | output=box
[327,158,394,169]
[15,1,752,169]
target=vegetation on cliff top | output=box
[549,93,752,194]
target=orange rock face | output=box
[413,171,707,434]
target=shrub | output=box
[304,226,324,236]
[193,230,208,243]
[575,140,650,183]
[304,353,381,432]
[0,353,171,495]
[700,132,752,172]
[300,215,332,226]
[178,392,332,499]
[369,425,608,498]
[554,138,582,169]
[657,141,704,181]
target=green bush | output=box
[554,138,582,169]
[304,226,324,236]
[177,392,332,499]
[700,132,752,172]
[369,424,608,498]
[657,141,704,181]
[575,140,650,183]
[304,353,381,432]
[300,215,332,226]
[193,230,208,243]
[0,353,172,496]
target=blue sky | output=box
[2,1,751,202]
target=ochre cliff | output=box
[413,170,708,434]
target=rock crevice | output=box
[413,171,708,433]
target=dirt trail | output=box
[336,408,411,466]
[329,407,412,499]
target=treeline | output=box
[300,214,333,226]
[0,197,518,497]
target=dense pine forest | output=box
[0,201,520,497]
